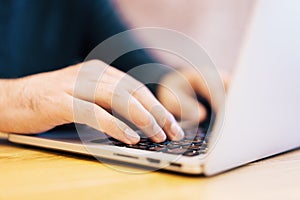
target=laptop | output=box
[7,0,300,175]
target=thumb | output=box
[176,91,207,124]
[163,88,207,125]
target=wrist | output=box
[0,78,26,109]
[0,78,31,132]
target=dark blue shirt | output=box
[0,0,169,92]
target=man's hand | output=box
[0,60,184,144]
[157,68,228,126]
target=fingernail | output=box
[124,128,140,143]
[147,123,166,143]
[171,123,184,140]
[152,130,166,143]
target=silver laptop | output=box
[7,0,300,175]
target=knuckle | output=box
[112,89,128,102]
[133,114,153,128]
[134,84,150,96]
[150,105,168,119]
[87,59,105,66]
[97,84,114,104]
[156,111,171,127]
[149,104,173,128]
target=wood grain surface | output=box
[1,139,300,200]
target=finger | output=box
[104,69,185,141]
[177,92,207,123]
[65,95,140,144]
[75,63,183,142]
[132,85,184,141]
[169,69,212,111]
[109,90,167,143]
[96,72,184,142]
[68,62,172,143]
[158,85,207,124]
[189,69,226,112]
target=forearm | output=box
[0,78,29,133]
[0,75,66,134]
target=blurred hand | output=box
[0,60,184,144]
[157,68,228,126]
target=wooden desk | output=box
[1,138,300,200]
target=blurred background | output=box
[112,0,255,73]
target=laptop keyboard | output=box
[91,128,208,157]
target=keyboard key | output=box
[183,150,200,156]
[148,146,166,152]
[166,148,187,155]
[90,128,208,156]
